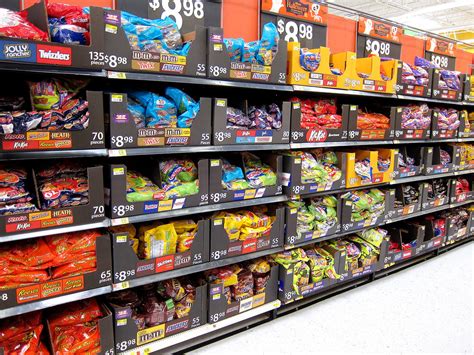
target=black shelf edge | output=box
[0,149,108,161]
[0,63,106,77]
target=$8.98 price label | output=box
[148,0,205,30]
[365,38,391,56]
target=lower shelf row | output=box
[1,230,471,355]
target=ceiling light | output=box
[390,0,473,20]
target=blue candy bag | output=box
[127,98,146,128]
[145,93,177,128]
[299,48,320,72]
[222,159,245,183]
[257,22,279,65]
[224,38,244,62]
[166,87,200,128]
[128,91,153,108]
[242,41,260,63]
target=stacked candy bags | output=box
[205,258,272,303]
[287,195,338,236]
[0,167,37,215]
[441,208,470,231]
[439,149,451,166]
[400,104,431,130]
[400,58,430,86]
[224,23,279,66]
[48,299,104,353]
[226,103,282,130]
[426,179,448,201]
[0,7,48,41]
[128,88,200,129]
[387,224,417,251]
[126,159,199,202]
[287,150,342,185]
[341,189,385,222]
[121,12,190,56]
[424,215,446,238]
[398,152,417,170]
[213,207,275,242]
[0,230,101,290]
[0,79,90,135]
[221,153,277,190]
[110,219,197,260]
[108,277,197,329]
[37,162,89,209]
[394,184,420,208]
[415,56,461,90]
[291,98,342,130]
[0,311,49,354]
[357,110,391,130]
[455,143,474,165]
[453,178,471,196]
[435,108,460,130]
[48,3,90,45]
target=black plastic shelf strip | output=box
[391,169,474,184]
[107,71,294,92]
[113,247,284,291]
[0,220,110,244]
[109,195,288,226]
[0,63,106,77]
[284,199,474,250]
[108,144,290,157]
[0,149,108,161]
[0,285,111,319]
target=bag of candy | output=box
[224,38,244,62]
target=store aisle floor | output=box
[189,243,474,355]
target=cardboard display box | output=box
[394,146,424,179]
[339,189,392,233]
[209,207,284,261]
[107,93,212,149]
[395,62,433,98]
[0,91,105,152]
[420,180,451,210]
[345,149,397,188]
[107,160,209,219]
[380,224,426,267]
[109,283,207,352]
[344,104,395,141]
[448,179,474,204]
[0,235,112,310]
[0,165,106,237]
[458,110,474,139]
[207,27,287,84]
[431,69,463,101]
[431,109,460,139]
[284,197,341,247]
[208,155,283,204]
[444,211,472,244]
[208,265,278,323]
[389,183,424,219]
[46,302,115,355]
[111,220,210,284]
[212,98,291,145]
[422,145,459,175]
[391,106,432,140]
[354,56,398,94]
[282,151,347,197]
[289,99,348,144]
[103,0,218,76]
[461,74,473,102]
[0,1,105,70]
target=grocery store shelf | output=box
[113,247,284,291]
[107,71,293,91]
[109,195,289,226]
[0,285,112,318]
[0,63,106,77]
[292,85,397,99]
[391,169,474,184]
[397,94,464,106]
[108,144,290,157]
[119,300,281,355]
[290,141,393,149]
[284,199,474,250]
[0,149,108,161]
[0,220,109,243]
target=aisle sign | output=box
[356,17,402,59]
[424,36,456,70]
[260,0,327,48]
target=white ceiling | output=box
[326,0,474,35]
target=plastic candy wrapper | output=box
[0,8,48,41]
[357,111,390,130]
[300,48,320,72]
[0,167,38,216]
[414,56,437,69]
[289,151,327,184]
[348,236,380,267]
[213,209,274,241]
[292,98,341,130]
[226,103,282,130]
[48,3,90,45]
[357,228,387,248]
[401,104,431,130]
[30,78,87,111]
[138,223,178,259]
[121,12,188,56]
[129,91,177,128]
[224,38,244,62]
[355,158,371,182]
[398,153,416,169]
[440,70,461,90]
[126,170,164,202]
[426,179,448,201]
[243,153,277,188]
[342,189,385,222]
[401,59,430,87]
[159,159,199,199]
[377,157,391,172]
[439,149,451,166]
[127,98,146,128]
[221,159,250,190]
[435,108,460,131]
[165,87,200,128]
[0,324,45,354]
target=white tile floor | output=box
[190,242,473,354]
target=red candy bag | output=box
[0,8,49,41]
[53,322,100,353]
[51,255,96,279]
[48,299,103,328]
[0,270,49,284]
[46,230,100,267]
[0,324,43,355]
[0,311,41,342]
[2,238,55,268]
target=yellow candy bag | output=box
[213,211,244,241]
[172,219,198,234]
[177,230,196,252]
[138,223,178,259]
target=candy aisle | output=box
[0,0,473,354]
